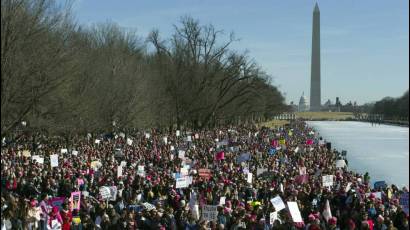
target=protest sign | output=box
[299,167,307,175]
[77,178,84,186]
[137,165,145,177]
[400,192,409,215]
[94,139,101,144]
[142,202,156,211]
[163,137,168,144]
[270,212,280,225]
[48,197,65,211]
[374,181,387,190]
[70,191,81,211]
[294,147,300,153]
[176,177,188,188]
[99,186,111,200]
[120,161,127,167]
[198,169,212,179]
[195,133,199,139]
[295,174,309,184]
[22,150,31,157]
[180,167,189,176]
[32,155,44,164]
[187,136,192,142]
[322,175,334,187]
[50,154,59,167]
[202,205,218,221]
[61,149,68,154]
[117,166,123,178]
[287,202,303,223]
[72,150,78,156]
[236,153,250,164]
[109,186,118,201]
[257,168,268,176]
[345,182,352,193]
[247,173,253,183]
[178,150,185,159]
[219,197,226,205]
[336,160,346,168]
[91,161,102,170]
[145,133,150,139]
[306,139,313,145]
[268,148,276,155]
[215,151,225,160]
[176,130,180,137]
[127,138,133,146]
[270,196,286,212]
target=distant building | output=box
[299,93,309,112]
[289,101,298,112]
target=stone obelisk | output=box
[310,3,321,111]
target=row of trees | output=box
[1,0,288,137]
[371,90,409,120]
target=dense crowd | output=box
[1,120,409,230]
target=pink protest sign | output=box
[306,139,313,145]
[48,197,65,211]
[70,191,81,211]
[215,151,225,161]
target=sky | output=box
[72,0,409,105]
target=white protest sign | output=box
[120,161,127,167]
[127,138,133,146]
[201,205,218,221]
[119,132,125,138]
[99,186,111,200]
[176,177,188,188]
[50,154,59,167]
[187,136,192,142]
[145,133,150,139]
[95,139,101,144]
[163,137,168,144]
[178,150,185,159]
[187,176,193,185]
[270,196,286,212]
[322,175,334,187]
[72,150,79,156]
[345,182,352,192]
[61,149,68,154]
[287,201,303,223]
[195,133,199,139]
[299,167,307,175]
[181,167,189,176]
[109,186,118,201]
[176,130,180,137]
[32,155,44,164]
[336,160,346,168]
[117,166,123,178]
[137,165,145,177]
[170,146,175,151]
[257,168,268,176]
[247,173,253,183]
[294,147,300,153]
[142,202,156,211]
[219,197,226,205]
[270,211,280,225]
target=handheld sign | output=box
[336,160,346,168]
[202,205,218,221]
[70,191,81,211]
[322,175,334,187]
[287,202,303,223]
[176,177,188,188]
[50,154,59,167]
[99,186,111,200]
[270,196,286,212]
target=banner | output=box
[201,205,218,221]
[287,202,303,223]
[270,196,286,212]
[70,191,81,211]
[322,175,334,187]
[50,154,59,167]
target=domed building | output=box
[299,92,309,112]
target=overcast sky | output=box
[72,0,409,105]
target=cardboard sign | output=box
[50,154,59,167]
[201,205,218,221]
[117,166,123,178]
[270,196,286,212]
[176,177,188,188]
[287,202,303,223]
[336,160,346,168]
[70,191,81,211]
[99,186,111,200]
[32,155,44,164]
[90,161,102,170]
[322,175,334,187]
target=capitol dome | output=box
[298,93,309,112]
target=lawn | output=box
[295,111,354,120]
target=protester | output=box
[1,120,409,229]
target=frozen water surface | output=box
[307,121,409,188]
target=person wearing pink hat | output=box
[48,206,62,229]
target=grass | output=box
[295,111,354,120]
[258,120,290,128]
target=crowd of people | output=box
[1,120,409,230]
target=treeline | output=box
[1,0,288,136]
[371,90,409,120]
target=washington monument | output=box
[310,3,321,111]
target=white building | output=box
[299,93,309,112]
